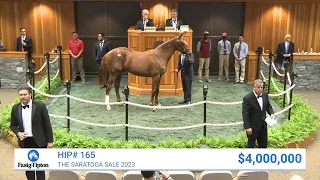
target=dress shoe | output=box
[178,101,187,104]
[234,81,239,84]
[206,79,212,83]
[198,80,203,83]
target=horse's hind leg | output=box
[114,72,123,102]
[105,73,117,111]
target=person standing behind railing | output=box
[217,32,231,82]
[93,33,112,88]
[233,34,248,84]
[275,34,294,83]
[196,31,211,83]
[68,31,85,84]
[16,28,33,60]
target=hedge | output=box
[0,76,318,148]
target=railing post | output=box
[57,45,63,80]
[267,52,274,94]
[203,85,208,137]
[256,46,263,79]
[27,60,36,100]
[288,72,298,120]
[44,52,51,90]
[283,60,289,107]
[123,86,130,141]
[65,80,71,133]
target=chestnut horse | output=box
[99,33,191,110]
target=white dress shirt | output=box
[253,91,263,110]
[21,100,33,137]
[172,18,177,29]
[181,54,185,66]
[285,41,289,53]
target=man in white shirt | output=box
[233,34,248,84]
[135,9,154,30]
[16,28,33,60]
[10,87,53,180]
[242,79,275,148]
[165,9,184,30]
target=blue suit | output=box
[93,40,112,64]
[177,53,194,103]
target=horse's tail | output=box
[98,55,109,86]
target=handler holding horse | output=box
[99,32,191,110]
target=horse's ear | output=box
[178,32,186,39]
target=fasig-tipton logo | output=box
[17,149,49,169]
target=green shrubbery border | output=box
[0,76,318,148]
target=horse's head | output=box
[175,32,191,55]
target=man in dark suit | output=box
[275,34,294,81]
[16,28,33,60]
[135,9,154,30]
[175,52,194,104]
[10,87,53,180]
[165,9,183,30]
[242,79,275,148]
[93,33,112,88]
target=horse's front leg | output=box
[150,75,160,106]
[154,75,162,105]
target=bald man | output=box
[135,9,154,30]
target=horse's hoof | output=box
[152,108,157,112]
[106,106,112,111]
[157,103,162,106]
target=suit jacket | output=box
[10,100,53,148]
[165,18,184,30]
[135,18,154,30]
[93,40,112,64]
[16,35,33,58]
[276,42,294,64]
[177,53,194,81]
[242,92,274,131]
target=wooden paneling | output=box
[244,2,320,53]
[0,0,75,76]
[179,2,244,75]
[75,1,140,74]
[141,2,178,26]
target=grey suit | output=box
[135,18,154,30]
[177,53,194,102]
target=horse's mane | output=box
[154,36,179,52]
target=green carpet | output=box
[46,75,285,143]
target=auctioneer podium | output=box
[127,26,193,96]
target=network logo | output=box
[28,149,39,162]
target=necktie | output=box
[173,19,176,25]
[237,43,241,58]
[22,104,29,109]
[223,41,227,54]
[285,43,288,53]
[256,95,262,99]
[100,42,103,52]
[21,37,24,52]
